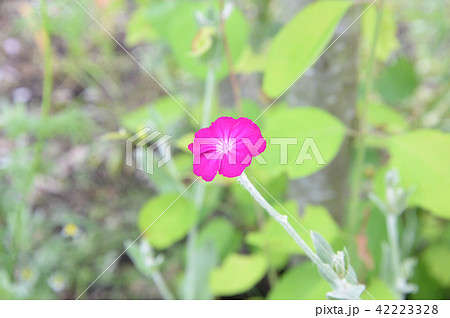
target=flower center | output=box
[218,138,235,154]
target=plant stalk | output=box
[33,0,53,173]
[238,172,331,272]
[386,213,403,295]
[151,270,174,300]
[347,1,384,234]
[185,65,216,300]
[219,0,243,115]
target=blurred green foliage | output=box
[0,0,448,300]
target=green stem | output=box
[11,0,53,255]
[145,244,174,300]
[40,0,53,119]
[151,271,174,300]
[219,0,243,115]
[184,66,216,300]
[34,0,53,172]
[201,67,216,128]
[347,1,384,234]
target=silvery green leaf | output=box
[327,284,365,300]
[402,257,417,280]
[332,251,346,279]
[401,211,417,257]
[311,231,335,264]
[343,247,350,272]
[385,168,400,187]
[369,193,388,214]
[317,264,339,289]
[125,239,163,277]
[345,265,359,285]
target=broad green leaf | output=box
[246,201,304,257]
[125,8,158,45]
[268,262,329,300]
[301,205,341,248]
[197,218,242,261]
[259,105,346,178]
[120,96,185,134]
[364,103,408,133]
[376,130,450,219]
[138,194,197,249]
[168,2,248,79]
[362,6,400,62]
[410,259,446,300]
[422,245,450,287]
[419,213,447,243]
[221,99,263,121]
[235,46,267,74]
[362,278,397,300]
[126,0,179,45]
[263,1,352,97]
[210,253,268,296]
[375,57,419,104]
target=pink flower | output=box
[188,117,266,181]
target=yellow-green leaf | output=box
[209,253,268,296]
[263,1,352,97]
[259,105,346,178]
[362,6,400,62]
[376,130,450,219]
[138,194,197,249]
[268,262,329,300]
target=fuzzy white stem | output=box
[237,172,325,267]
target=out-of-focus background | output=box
[0,0,449,300]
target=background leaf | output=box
[362,6,400,62]
[138,194,197,249]
[268,262,329,300]
[375,130,450,219]
[197,217,242,261]
[364,103,408,133]
[375,57,419,104]
[263,0,351,97]
[259,105,346,178]
[422,245,450,288]
[362,278,396,300]
[209,253,268,296]
[167,1,248,79]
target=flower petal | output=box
[219,148,251,178]
[193,152,222,182]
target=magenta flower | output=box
[188,117,266,181]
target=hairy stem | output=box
[151,269,174,300]
[386,214,402,283]
[238,173,328,269]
